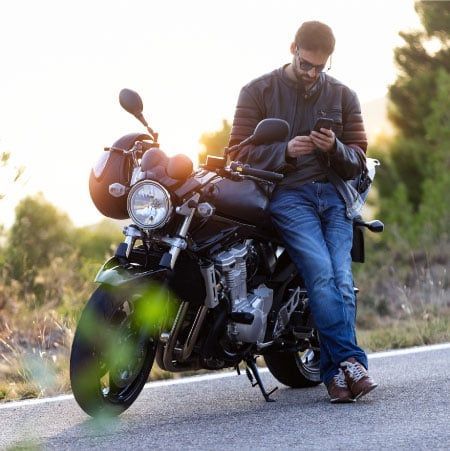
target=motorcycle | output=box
[70,89,384,417]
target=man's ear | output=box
[290,42,297,56]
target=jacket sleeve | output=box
[328,88,367,180]
[228,86,293,172]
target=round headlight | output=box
[127,181,172,229]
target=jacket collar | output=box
[279,64,324,100]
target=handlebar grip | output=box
[243,166,284,181]
[231,163,283,182]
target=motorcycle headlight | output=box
[127,181,173,229]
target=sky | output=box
[0,0,422,227]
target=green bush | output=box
[2,194,121,306]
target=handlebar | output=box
[229,162,284,182]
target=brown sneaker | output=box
[326,368,355,403]
[340,358,378,400]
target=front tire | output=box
[70,285,157,417]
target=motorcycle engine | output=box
[213,242,273,344]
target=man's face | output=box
[290,44,330,86]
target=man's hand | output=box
[310,128,336,152]
[286,136,316,158]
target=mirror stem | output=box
[224,135,254,155]
[148,129,158,143]
[135,113,148,127]
[135,113,157,142]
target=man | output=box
[228,21,377,403]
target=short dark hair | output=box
[295,21,335,55]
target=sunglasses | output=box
[296,50,331,73]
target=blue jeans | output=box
[269,181,368,385]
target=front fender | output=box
[95,257,167,286]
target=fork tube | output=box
[167,208,195,270]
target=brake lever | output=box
[223,169,273,185]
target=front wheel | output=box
[264,344,321,388]
[70,285,158,417]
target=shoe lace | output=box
[333,368,347,388]
[341,360,367,382]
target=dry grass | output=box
[0,307,182,403]
[355,248,450,351]
[0,244,449,403]
[356,243,449,326]
[1,306,449,403]
[0,313,73,401]
[358,311,450,352]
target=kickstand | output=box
[245,357,278,402]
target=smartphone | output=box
[313,117,334,132]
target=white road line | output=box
[368,342,450,359]
[1,342,449,410]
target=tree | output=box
[2,195,122,306]
[416,0,450,39]
[198,119,231,164]
[6,194,75,288]
[416,69,450,242]
[74,220,122,262]
[384,1,450,211]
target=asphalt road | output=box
[1,344,450,450]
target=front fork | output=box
[95,194,200,286]
[157,205,196,270]
[115,193,200,270]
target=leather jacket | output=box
[228,65,367,181]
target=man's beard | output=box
[293,62,318,88]
[301,75,316,84]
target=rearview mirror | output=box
[252,118,290,145]
[225,118,290,156]
[119,88,152,130]
[119,88,144,116]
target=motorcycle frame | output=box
[92,166,372,375]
